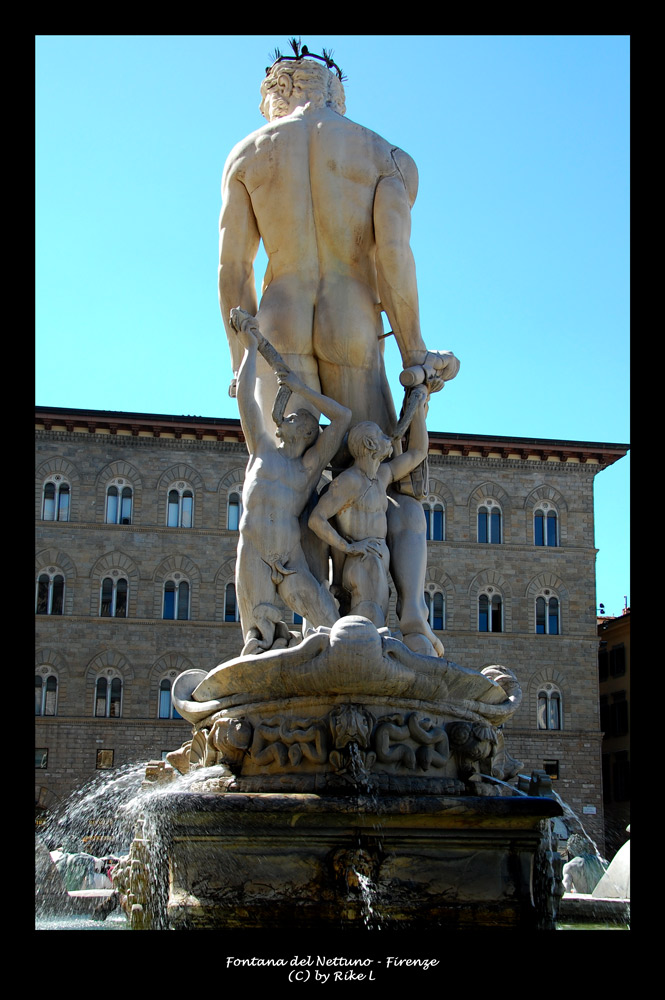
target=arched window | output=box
[35,673,58,716]
[36,571,65,615]
[42,477,70,521]
[538,684,562,730]
[479,589,502,632]
[167,483,194,528]
[534,504,558,546]
[477,500,502,543]
[224,582,239,622]
[423,498,444,541]
[227,492,242,531]
[424,591,445,630]
[536,592,560,635]
[106,479,133,525]
[163,578,190,620]
[100,576,129,618]
[158,677,183,720]
[94,674,122,717]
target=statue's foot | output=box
[402,631,440,658]
[399,618,444,658]
[242,620,301,656]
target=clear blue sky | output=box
[35,34,630,615]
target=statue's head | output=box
[260,57,346,121]
[347,421,393,463]
[567,834,593,858]
[276,408,320,449]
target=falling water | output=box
[38,762,149,856]
[352,867,379,928]
[475,774,529,796]
[551,790,608,866]
[36,761,150,930]
[345,742,376,797]
[35,759,211,930]
[344,743,384,929]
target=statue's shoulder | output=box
[342,116,418,195]
[388,147,419,204]
[331,464,366,498]
[222,122,274,178]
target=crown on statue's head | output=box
[265,38,346,81]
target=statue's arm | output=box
[278,371,351,473]
[218,158,261,375]
[235,329,265,455]
[374,151,428,368]
[308,480,357,556]
[307,392,351,472]
[383,391,429,484]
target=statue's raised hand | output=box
[229,307,260,349]
[276,369,304,394]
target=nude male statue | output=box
[308,388,437,649]
[231,308,351,653]
[218,53,459,428]
[218,51,458,654]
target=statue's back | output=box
[240,107,405,284]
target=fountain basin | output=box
[558,893,629,925]
[128,791,562,930]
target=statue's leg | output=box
[387,493,444,656]
[278,551,340,631]
[236,537,280,648]
[254,291,322,425]
[299,490,331,584]
[313,279,397,432]
[342,548,390,628]
[318,359,395,433]
[253,350,323,428]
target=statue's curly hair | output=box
[260,58,346,119]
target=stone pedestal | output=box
[134,791,562,930]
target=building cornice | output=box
[35,406,245,445]
[36,406,629,469]
[427,430,628,469]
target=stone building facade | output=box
[35,405,628,852]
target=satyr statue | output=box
[562,834,608,894]
[231,307,350,652]
[308,387,429,634]
[218,46,460,652]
